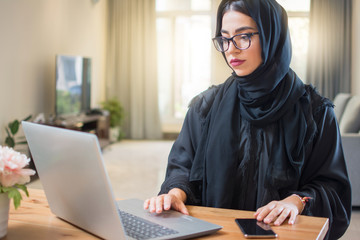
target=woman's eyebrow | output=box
[221,26,257,34]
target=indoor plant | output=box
[101,98,125,141]
[5,115,32,149]
[4,115,36,179]
[0,145,36,238]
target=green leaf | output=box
[9,120,20,135]
[10,191,22,209]
[1,187,23,209]
[16,184,29,197]
[5,136,15,148]
[22,115,32,122]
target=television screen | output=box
[55,55,91,116]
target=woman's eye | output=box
[240,35,249,40]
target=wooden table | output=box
[5,189,329,240]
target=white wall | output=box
[352,0,360,94]
[0,0,108,143]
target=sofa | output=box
[333,93,360,206]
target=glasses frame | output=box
[212,32,259,52]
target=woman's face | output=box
[221,10,262,76]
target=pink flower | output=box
[0,146,36,187]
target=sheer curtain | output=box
[106,0,162,139]
[306,0,352,100]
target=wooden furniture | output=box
[47,113,110,149]
[6,189,329,240]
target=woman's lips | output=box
[230,59,245,67]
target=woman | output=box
[144,0,351,239]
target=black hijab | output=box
[189,0,316,209]
[215,0,306,124]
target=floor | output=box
[28,140,359,239]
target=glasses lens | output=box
[233,35,250,50]
[213,37,228,52]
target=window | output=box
[277,0,311,82]
[156,0,212,129]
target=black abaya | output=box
[159,0,351,239]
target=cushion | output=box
[333,93,351,122]
[339,96,360,133]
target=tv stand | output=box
[49,113,110,149]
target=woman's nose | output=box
[227,41,239,53]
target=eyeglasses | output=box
[212,32,259,52]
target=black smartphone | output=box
[235,218,278,238]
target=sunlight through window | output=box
[156,0,212,124]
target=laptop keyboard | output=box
[118,210,179,240]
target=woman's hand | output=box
[143,188,189,215]
[254,194,303,226]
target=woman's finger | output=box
[288,209,298,225]
[264,205,284,224]
[255,201,276,221]
[144,192,189,215]
[163,194,172,210]
[149,196,158,213]
[174,200,189,215]
[143,198,150,209]
[155,195,165,213]
[273,207,290,225]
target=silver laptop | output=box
[22,121,222,240]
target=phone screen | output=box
[235,219,278,238]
